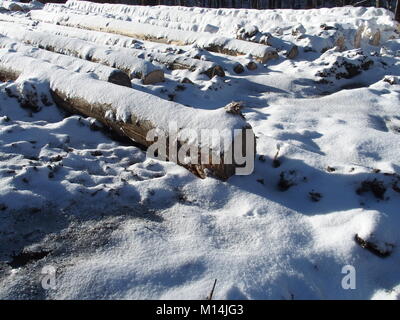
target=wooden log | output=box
[0,21,164,85]
[148,52,225,78]
[30,10,278,63]
[0,35,131,87]
[0,51,255,180]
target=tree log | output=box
[0,51,255,180]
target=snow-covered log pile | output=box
[30,9,278,63]
[236,25,273,45]
[315,48,374,83]
[0,21,164,84]
[62,1,398,42]
[0,13,226,79]
[31,23,225,78]
[0,50,255,180]
[0,35,131,87]
[53,0,399,55]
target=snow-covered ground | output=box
[0,1,400,300]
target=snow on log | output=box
[0,51,255,180]
[30,10,278,63]
[61,0,398,43]
[0,14,225,79]
[0,35,131,87]
[0,22,164,85]
[149,52,225,78]
[33,23,225,78]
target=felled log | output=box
[0,21,164,84]
[0,51,255,180]
[0,35,131,87]
[148,52,225,78]
[30,10,278,63]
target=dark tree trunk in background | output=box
[395,0,400,22]
[376,0,382,7]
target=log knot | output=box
[224,101,245,118]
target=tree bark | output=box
[395,0,400,22]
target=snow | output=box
[0,13,222,77]
[31,22,223,76]
[0,21,163,82]
[0,35,130,86]
[30,9,278,62]
[1,2,400,300]
[61,1,398,43]
[0,0,42,12]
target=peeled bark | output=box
[354,25,364,48]
[369,30,380,46]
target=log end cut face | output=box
[107,70,133,87]
[259,49,279,63]
[142,69,165,85]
